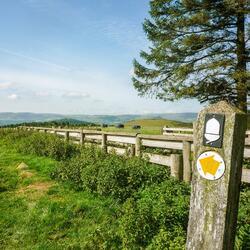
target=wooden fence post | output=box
[183,141,192,182]
[129,145,135,157]
[102,133,107,153]
[186,101,247,250]
[79,130,85,145]
[135,136,141,157]
[65,131,69,141]
[170,154,182,180]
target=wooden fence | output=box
[21,126,250,183]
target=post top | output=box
[200,101,245,115]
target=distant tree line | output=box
[0,119,97,128]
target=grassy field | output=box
[0,143,119,249]
[102,118,192,135]
[0,130,249,249]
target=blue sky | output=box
[0,0,201,114]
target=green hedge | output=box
[53,146,170,201]
[118,179,190,249]
[13,131,80,161]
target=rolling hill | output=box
[0,112,197,126]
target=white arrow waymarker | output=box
[204,118,221,143]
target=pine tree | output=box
[133,0,249,112]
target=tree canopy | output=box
[133,0,249,111]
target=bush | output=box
[53,146,107,190]
[118,179,190,249]
[236,186,250,250]
[147,228,186,250]
[15,132,80,161]
[54,148,170,201]
[97,156,170,201]
[1,129,31,142]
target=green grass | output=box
[0,142,119,250]
[102,118,192,135]
[0,130,249,249]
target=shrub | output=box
[118,179,190,249]
[1,129,31,142]
[53,146,107,190]
[235,186,250,250]
[15,132,80,161]
[54,148,170,201]
[147,227,186,250]
[97,156,170,201]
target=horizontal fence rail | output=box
[20,126,250,184]
[163,126,250,158]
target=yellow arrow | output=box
[199,155,220,176]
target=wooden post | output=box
[79,130,85,145]
[186,101,247,250]
[183,141,192,182]
[65,131,69,141]
[129,145,135,157]
[170,154,182,180]
[135,136,141,157]
[101,133,107,153]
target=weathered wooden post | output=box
[135,136,141,157]
[79,129,85,145]
[65,131,69,142]
[101,133,107,153]
[170,153,182,180]
[129,145,135,157]
[186,101,246,250]
[183,140,192,182]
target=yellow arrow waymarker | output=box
[199,155,220,176]
[196,151,225,180]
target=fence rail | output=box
[20,126,250,183]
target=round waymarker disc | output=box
[196,151,225,180]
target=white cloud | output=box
[8,94,19,100]
[0,81,14,90]
[35,91,51,97]
[62,92,90,99]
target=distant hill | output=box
[0,118,95,128]
[0,112,64,126]
[0,112,197,126]
[125,118,192,128]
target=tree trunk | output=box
[236,0,247,112]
